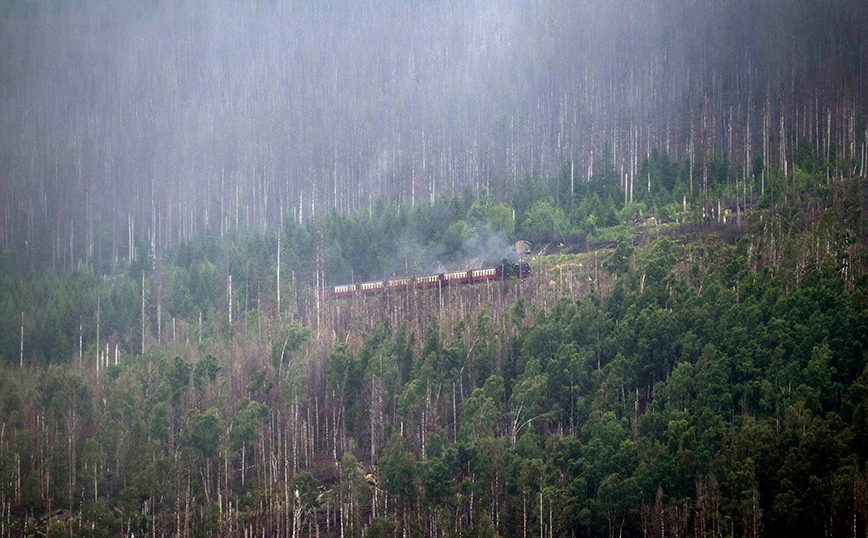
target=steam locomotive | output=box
[317,260,531,299]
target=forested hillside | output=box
[1,135,868,538]
[2,0,868,536]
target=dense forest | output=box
[3,0,868,537]
[2,130,868,538]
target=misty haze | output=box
[1,1,868,538]
[3,0,864,273]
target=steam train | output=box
[317,260,531,299]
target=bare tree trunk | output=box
[277,231,281,317]
[294,390,299,474]
[184,475,190,538]
[128,213,133,265]
[763,88,771,195]
[157,279,162,344]
[175,455,180,538]
[452,382,458,442]
[285,420,290,538]
[142,271,146,355]
[96,299,100,373]
[781,113,787,202]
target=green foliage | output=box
[520,200,568,242]
[380,433,417,502]
[365,517,397,538]
[185,408,221,459]
[462,511,500,538]
[272,322,310,372]
[604,239,633,278]
[643,236,677,285]
[231,400,268,448]
[460,379,501,442]
[512,174,551,228]
[193,353,221,390]
[470,189,515,238]
[2,137,868,538]
[592,142,624,209]
[289,471,319,510]
[167,356,191,403]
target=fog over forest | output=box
[1,0,866,268]
[6,4,868,538]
